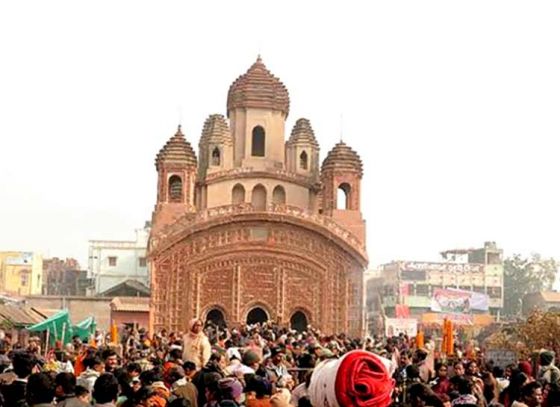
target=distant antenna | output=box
[177,105,183,126]
[340,113,344,142]
[257,40,263,61]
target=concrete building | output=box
[87,225,150,294]
[42,258,84,296]
[0,252,43,296]
[522,291,560,315]
[367,242,503,333]
[149,57,367,336]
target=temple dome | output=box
[155,125,197,169]
[199,114,232,146]
[322,141,363,177]
[288,118,319,148]
[227,56,290,117]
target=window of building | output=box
[251,126,265,157]
[108,256,117,267]
[251,184,267,210]
[272,185,286,205]
[168,175,183,203]
[20,272,29,287]
[211,147,221,166]
[232,184,245,204]
[487,252,501,264]
[300,151,308,170]
[337,183,351,210]
[487,286,502,298]
[415,284,429,296]
[139,257,147,267]
[401,270,427,281]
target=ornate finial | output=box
[175,124,183,136]
[256,54,262,63]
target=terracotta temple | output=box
[148,57,368,336]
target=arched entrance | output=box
[290,311,309,332]
[246,307,269,325]
[205,308,226,328]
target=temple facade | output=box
[148,57,368,335]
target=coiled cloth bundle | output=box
[308,350,395,407]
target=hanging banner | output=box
[385,318,418,337]
[399,283,410,297]
[431,288,489,313]
[395,304,410,318]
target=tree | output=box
[503,253,557,316]
[486,310,560,358]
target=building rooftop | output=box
[100,279,150,298]
[538,291,560,303]
[0,304,44,326]
[110,296,150,312]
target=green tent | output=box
[72,316,96,341]
[28,309,72,345]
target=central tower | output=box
[227,56,290,169]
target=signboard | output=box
[385,318,418,337]
[431,288,489,313]
[486,349,517,368]
[422,312,496,326]
[422,312,474,326]
[403,262,484,274]
[6,252,33,266]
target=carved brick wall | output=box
[150,220,364,336]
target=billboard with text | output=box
[431,288,489,313]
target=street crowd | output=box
[0,318,558,407]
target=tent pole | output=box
[44,329,49,357]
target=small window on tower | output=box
[211,147,221,166]
[108,256,117,267]
[139,257,147,267]
[272,185,286,205]
[232,184,245,204]
[251,126,265,157]
[168,175,183,203]
[300,151,308,170]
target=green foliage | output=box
[504,253,557,316]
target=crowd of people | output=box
[0,317,558,407]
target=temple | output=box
[148,57,368,335]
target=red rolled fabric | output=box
[334,350,395,407]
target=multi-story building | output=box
[42,257,83,296]
[87,225,150,295]
[367,242,503,333]
[0,252,43,296]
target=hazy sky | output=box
[1,1,559,268]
